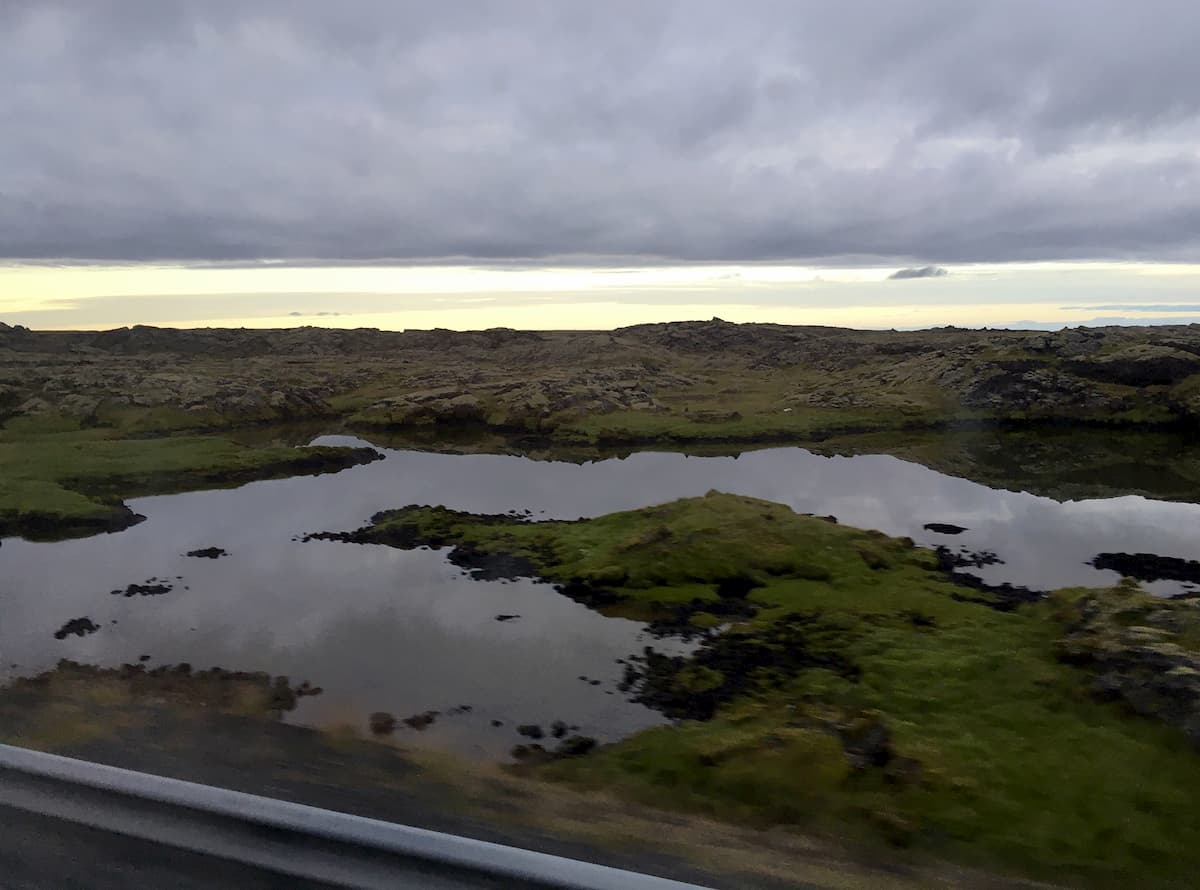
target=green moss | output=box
[0,427,380,540]
[353,492,931,616]
[340,493,1200,886]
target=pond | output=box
[3,436,1199,758]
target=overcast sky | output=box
[3,2,1200,329]
[6,0,1200,265]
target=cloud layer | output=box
[4,1,1200,264]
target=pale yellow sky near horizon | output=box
[3,261,1200,331]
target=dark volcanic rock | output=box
[402,710,439,731]
[1091,552,1200,585]
[449,544,539,582]
[1055,585,1200,746]
[516,723,544,740]
[511,743,549,762]
[369,712,397,735]
[53,617,100,640]
[554,735,598,757]
[931,547,1040,612]
[621,612,862,721]
[185,547,228,559]
[936,547,1003,569]
[1066,345,1200,387]
[837,711,893,769]
[923,523,968,535]
[110,578,174,597]
[962,366,1115,413]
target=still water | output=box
[3,437,1199,757]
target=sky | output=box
[3,1,1200,331]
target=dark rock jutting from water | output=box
[110,578,174,597]
[923,523,968,535]
[554,735,598,757]
[1091,552,1200,585]
[185,547,228,559]
[932,547,1041,612]
[53,617,100,640]
[402,710,439,731]
[369,712,398,735]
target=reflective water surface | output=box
[3,437,1200,757]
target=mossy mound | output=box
[330,491,951,618]
[322,492,1200,886]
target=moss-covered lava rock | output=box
[314,492,1200,885]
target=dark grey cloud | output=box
[889,266,949,279]
[4,1,1200,264]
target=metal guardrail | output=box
[0,743,712,890]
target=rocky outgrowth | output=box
[353,367,686,431]
[1066,344,1200,387]
[962,365,1117,413]
[1054,585,1200,746]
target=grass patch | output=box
[0,425,380,540]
